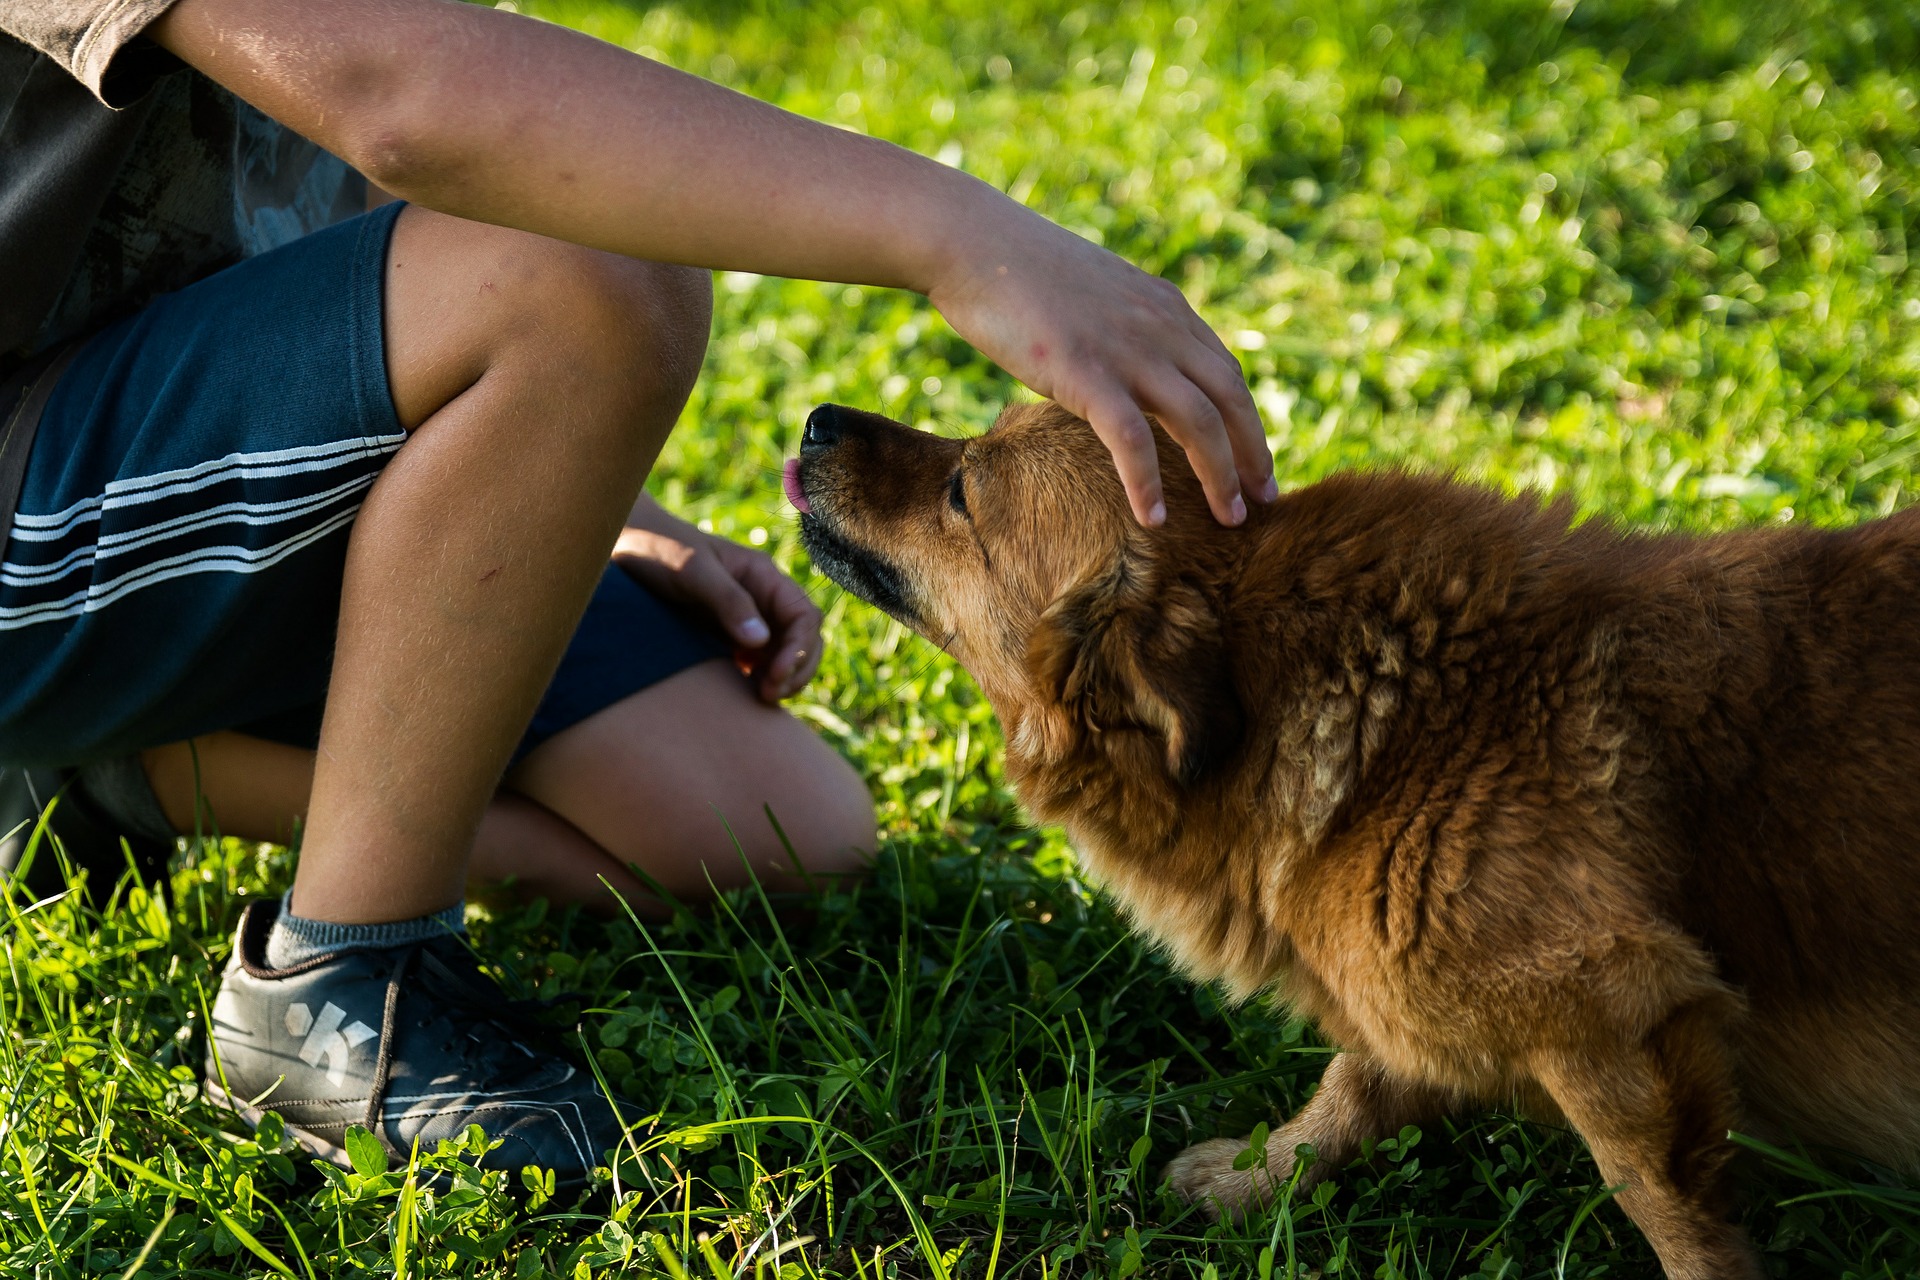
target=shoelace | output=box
[362,940,580,1144]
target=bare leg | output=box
[460,791,653,913]
[1165,1052,1452,1218]
[143,731,632,907]
[141,661,874,914]
[288,206,710,924]
[504,658,873,900]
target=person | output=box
[0,0,1273,1183]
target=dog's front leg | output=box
[1164,1051,1447,1220]
[1530,1000,1759,1280]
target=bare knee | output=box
[716,729,873,892]
[505,660,877,899]
[549,253,710,410]
[485,237,711,404]
[763,743,875,882]
[384,206,711,435]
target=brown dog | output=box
[789,399,1920,1279]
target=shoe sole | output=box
[204,1079,358,1172]
[204,1079,600,1193]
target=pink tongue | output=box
[782,458,812,514]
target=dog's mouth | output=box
[792,473,919,627]
[782,458,812,514]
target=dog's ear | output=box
[1027,566,1244,785]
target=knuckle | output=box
[1095,410,1153,451]
[1186,387,1225,429]
[1155,383,1218,435]
[1211,350,1252,389]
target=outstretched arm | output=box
[149,0,1273,526]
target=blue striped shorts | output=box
[0,202,728,769]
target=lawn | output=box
[6,0,1920,1275]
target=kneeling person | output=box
[0,0,1267,1183]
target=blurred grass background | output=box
[4,0,1917,1275]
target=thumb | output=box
[684,550,771,648]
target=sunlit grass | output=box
[3,0,1916,1274]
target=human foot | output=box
[205,900,626,1186]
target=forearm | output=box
[624,490,667,531]
[151,0,1015,292]
[153,0,1274,526]
[613,492,692,568]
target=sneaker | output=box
[205,899,626,1186]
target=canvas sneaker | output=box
[205,899,627,1186]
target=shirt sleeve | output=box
[0,0,184,104]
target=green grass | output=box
[7,0,1920,1274]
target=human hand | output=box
[614,496,823,702]
[926,206,1276,527]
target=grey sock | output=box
[265,890,466,969]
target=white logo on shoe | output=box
[284,1002,377,1086]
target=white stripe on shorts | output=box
[9,433,406,541]
[0,472,379,587]
[0,505,363,630]
[0,432,405,631]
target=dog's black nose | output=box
[802,404,841,452]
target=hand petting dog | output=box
[154,0,1272,531]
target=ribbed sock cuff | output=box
[265,890,466,969]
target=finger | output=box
[726,550,823,698]
[764,627,822,701]
[733,552,820,637]
[1144,274,1240,377]
[1141,371,1247,526]
[789,631,825,693]
[680,549,773,649]
[763,578,826,698]
[1079,388,1167,527]
[757,632,815,700]
[1156,289,1277,504]
[1183,343,1277,503]
[1185,308,1239,366]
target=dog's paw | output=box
[1163,1137,1280,1221]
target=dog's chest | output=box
[1070,826,1305,1004]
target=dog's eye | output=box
[947,469,970,518]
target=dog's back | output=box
[1237,479,1920,1166]
[1630,503,1920,1165]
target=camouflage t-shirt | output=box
[0,1,367,377]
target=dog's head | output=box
[791,401,1245,788]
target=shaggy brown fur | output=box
[793,400,1920,1280]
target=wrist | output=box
[926,202,1097,330]
[897,166,1039,299]
[617,497,703,558]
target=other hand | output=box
[614,495,822,702]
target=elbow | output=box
[152,0,489,204]
[337,101,463,203]
[350,128,429,199]
[318,40,475,203]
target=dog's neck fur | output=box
[997,472,1611,1003]
[1005,647,1397,1002]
